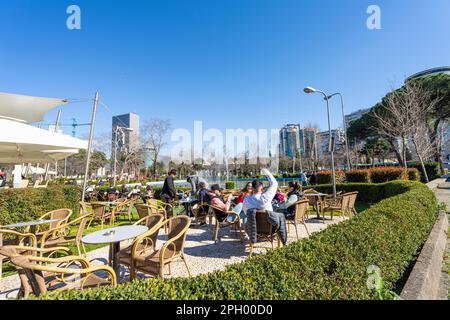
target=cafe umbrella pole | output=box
[81,92,99,202]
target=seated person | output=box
[128,186,141,200]
[272,189,286,208]
[243,168,278,214]
[277,182,304,218]
[197,181,211,204]
[237,182,252,204]
[209,184,232,211]
[106,188,118,201]
[142,185,154,204]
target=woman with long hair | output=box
[277,181,304,218]
[237,182,253,204]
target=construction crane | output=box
[57,118,91,137]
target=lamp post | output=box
[82,92,99,202]
[113,126,133,187]
[304,86,337,198]
[326,93,351,171]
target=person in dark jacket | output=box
[161,169,177,217]
[161,169,177,201]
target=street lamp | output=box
[326,93,351,171]
[303,86,337,198]
[113,126,133,187]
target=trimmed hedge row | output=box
[0,186,81,226]
[40,180,437,300]
[316,167,420,184]
[316,170,346,184]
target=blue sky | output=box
[1,0,449,152]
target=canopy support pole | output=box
[81,92,99,202]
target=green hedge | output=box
[316,170,346,184]
[0,186,81,226]
[39,180,437,300]
[345,170,371,183]
[407,162,440,182]
[225,181,236,190]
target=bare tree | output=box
[141,118,172,177]
[373,81,441,181]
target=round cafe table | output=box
[1,219,62,246]
[2,219,61,233]
[81,225,148,277]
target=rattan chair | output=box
[30,209,73,236]
[248,210,281,257]
[119,214,165,280]
[286,199,310,240]
[208,205,244,244]
[38,213,92,256]
[3,247,116,298]
[0,229,37,283]
[347,192,359,216]
[191,202,209,224]
[129,216,191,279]
[88,203,112,229]
[113,199,136,222]
[323,192,352,220]
[134,204,154,220]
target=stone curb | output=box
[400,211,448,300]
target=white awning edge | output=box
[0,92,68,123]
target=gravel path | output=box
[0,215,346,299]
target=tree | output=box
[360,138,392,166]
[141,118,172,178]
[372,81,440,181]
[348,74,450,173]
[412,74,450,172]
[62,149,108,177]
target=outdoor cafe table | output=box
[303,193,328,222]
[1,219,61,246]
[2,219,61,233]
[81,225,148,277]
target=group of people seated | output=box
[190,168,305,225]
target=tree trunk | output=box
[431,119,444,174]
[387,138,404,167]
[411,138,429,183]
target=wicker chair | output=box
[38,213,92,256]
[347,192,359,216]
[191,202,209,224]
[248,210,281,257]
[129,216,191,279]
[147,199,170,232]
[88,203,112,229]
[79,201,94,215]
[2,247,116,298]
[29,209,73,236]
[286,199,310,240]
[0,229,37,283]
[134,204,154,220]
[113,199,136,223]
[323,192,352,220]
[119,214,165,280]
[208,205,244,244]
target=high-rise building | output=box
[112,113,140,159]
[317,129,345,155]
[279,124,304,158]
[344,108,371,128]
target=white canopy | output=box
[0,92,68,123]
[0,118,87,164]
[22,165,57,176]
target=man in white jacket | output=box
[242,168,278,214]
